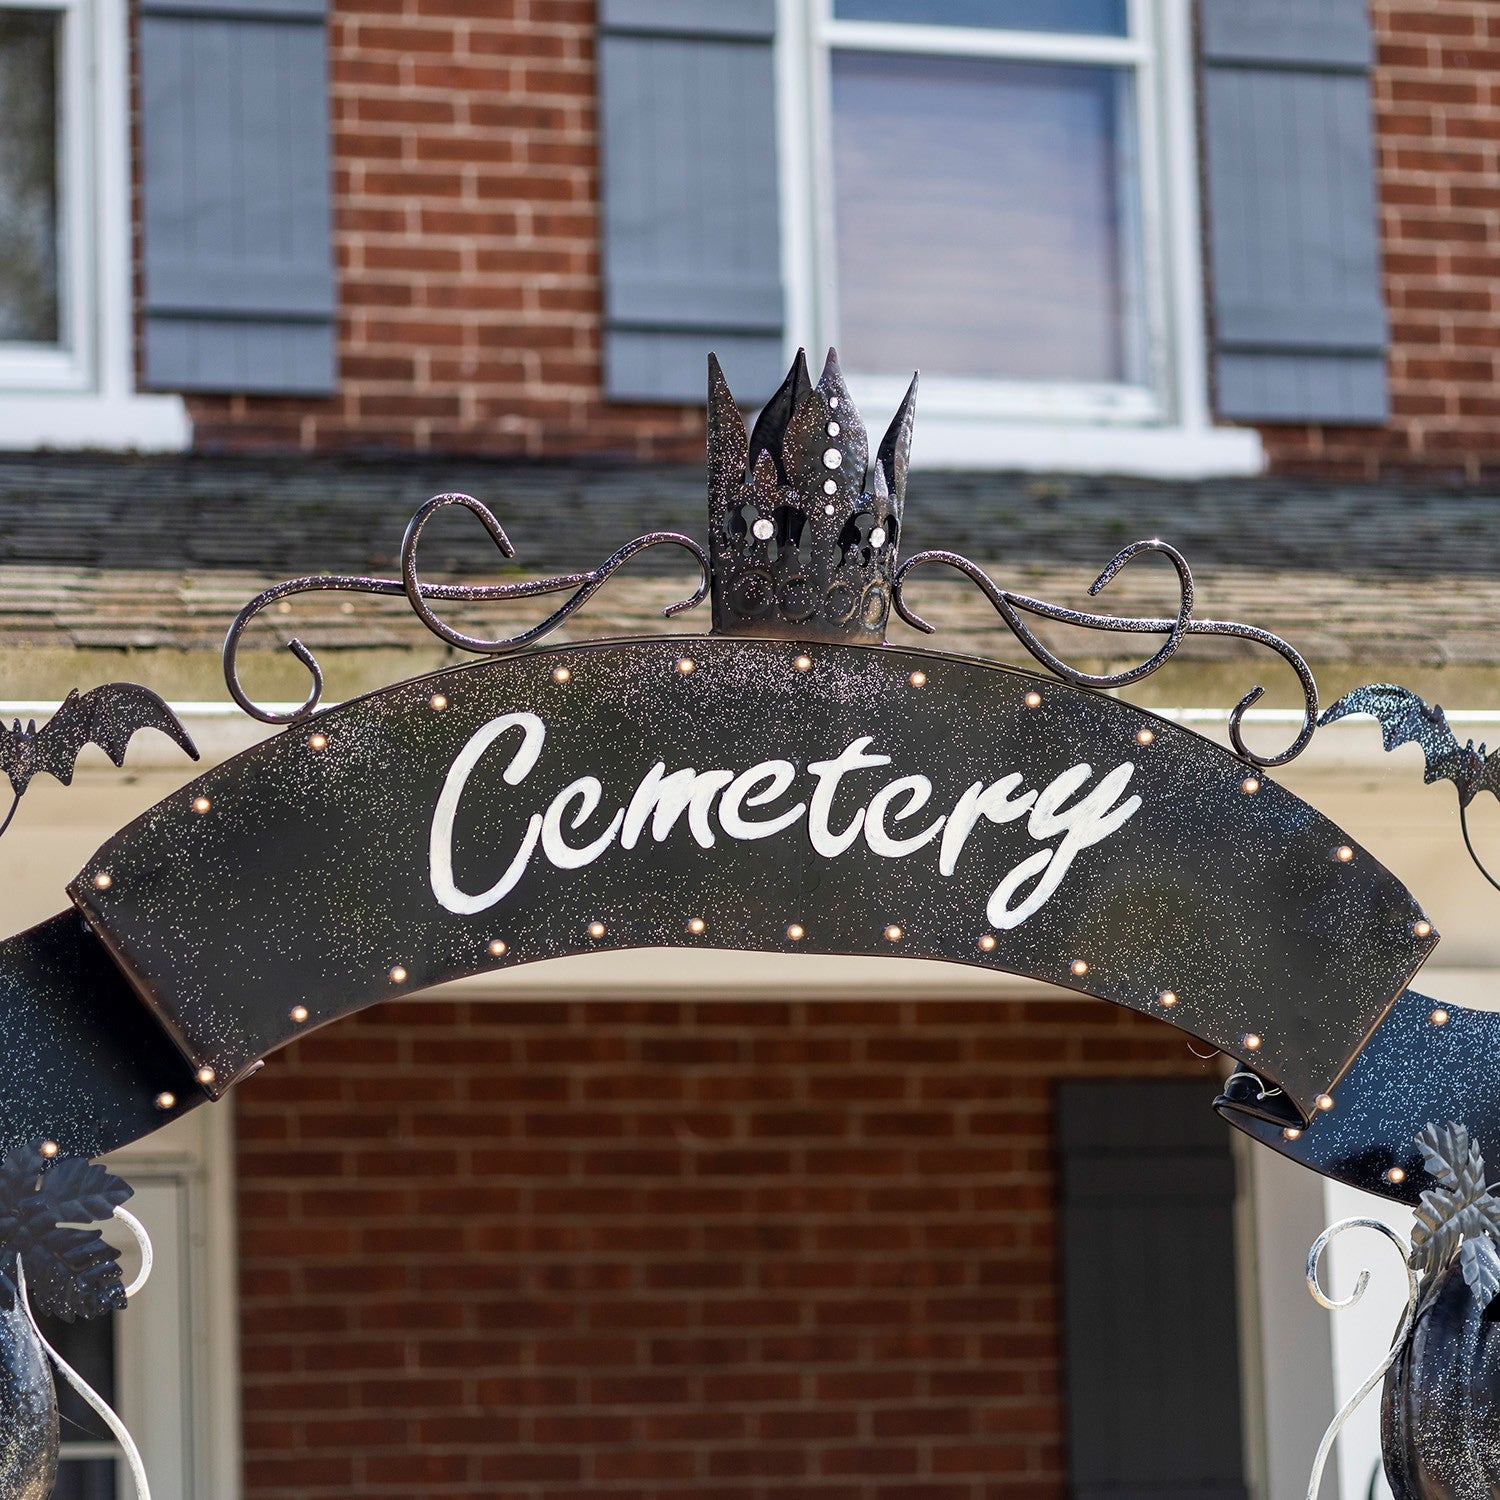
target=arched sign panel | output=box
[41,637,1427,1136]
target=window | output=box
[779,0,1262,474]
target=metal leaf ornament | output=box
[1382,1124,1500,1499]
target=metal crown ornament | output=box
[706,347,917,643]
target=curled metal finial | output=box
[223,493,711,724]
[893,541,1319,767]
[1304,1217,1418,1500]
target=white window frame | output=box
[776,0,1263,477]
[0,0,186,448]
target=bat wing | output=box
[1319,683,1464,788]
[29,684,199,787]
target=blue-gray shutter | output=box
[1058,1080,1248,1500]
[138,0,336,395]
[1201,0,1388,423]
[598,0,784,404]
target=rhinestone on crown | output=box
[707,347,917,644]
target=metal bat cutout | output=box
[1320,682,1500,890]
[0,685,199,841]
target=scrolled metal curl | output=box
[892,540,1320,767]
[223,493,711,724]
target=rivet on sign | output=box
[676,658,695,675]
[155,1092,176,1111]
[1159,990,1179,1008]
[587,921,606,939]
[1414,920,1433,938]
[93,872,112,890]
[1071,959,1089,977]
[389,966,408,984]
[1283,1127,1302,1141]
[1024,690,1042,709]
[488,939,508,958]
[1386,1166,1407,1185]
[1241,777,1261,795]
[1316,1094,1335,1112]
[795,655,813,672]
[430,694,448,711]
[308,732,328,751]
[885,925,903,942]
[1136,728,1154,745]
[1336,846,1354,863]
[289,1005,309,1024]
[978,934,997,952]
[39,1141,58,1159]
[1243,1033,1262,1051]
[909,671,927,688]
[192,796,212,814]
[1431,1008,1450,1027]
[197,1067,216,1086]
[787,923,805,941]
[687,918,706,935]
[553,667,571,684]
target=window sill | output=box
[907,414,1264,478]
[0,390,190,452]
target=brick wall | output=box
[237,995,1218,1500]
[1260,0,1500,479]
[182,0,704,460]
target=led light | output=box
[1316,1094,1335,1112]
[1241,777,1261,795]
[1336,846,1354,863]
[553,667,571,684]
[1243,1033,1262,1051]
[978,934,997,952]
[1386,1166,1407,1185]
[1024,691,1042,709]
[39,1141,58,1159]
[430,693,448,711]
[885,925,904,942]
[192,796,212,814]
[676,658,695,675]
[909,671,927,687]
[787,923,805,941]
[389,966,408,984]
[1071,959,1089,977]
[197,1067,216,1085]
[1136,728,1154,745]
[93,872,112,890]
[155,1092,176,1111]
[1159,990,1179,1008]
[588,922,606,939]
[687,918,706,935]
[289,1006,309,1024]
[1283,1127,1302,1142]
[1414,920,1433,938]
[1431,1008,1449,1027]
[794,655,812,672]
[488,939,508,958]
[308,732,328,751]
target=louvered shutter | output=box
[1201,0,1388,423]
[138,0,336,395]
[1058,1080,1249,1500]
[598,0,785,403]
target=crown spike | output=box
[706,353,749,519]
[748,349,812,480]
[877,370,918,508]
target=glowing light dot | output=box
[909,671,927,688]
[1386,1166,1407,1184]
[1024,691,1042,709]
[1431,1008,1450,1027]
[197,1067,216,1085]
[276,601,292,615]
[389,966,408,984]
[676,658,695,675]
[430,694,448,711]
[1316,1094,1335,1112]
[1243,1033,1262,1051]
[978,934,997,952]
[752,518,775,541]
[1242,777,1261,795]
[885,925,904,942]
[1159,991,1179,1008]
[1336,846,1354,863]
[794,655,812,672]
[289,1006,309,1024]
[822,448,842,470]
[155,1092,176,1111]
[192,796,212,814]
[1071,959,1089,977]
[93,872,112,890]
[1136,729,1155,745]
[488,939,508,958]
[39,1141,58,1159]
[588,922,606,939]
[787,923,805,941]
[1414,920,1433,938]
[687,918,706,935]
[1283,1127,1302,1141]
[553,667,571,684]
[308,733,328,751]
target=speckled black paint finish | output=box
[67,638,1428,1126]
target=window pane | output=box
[833,0,1127,37]
[831,52,1142,384]
[0,9,60,344]
[35,1309,116,1444]
[53,1460,118,1500]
